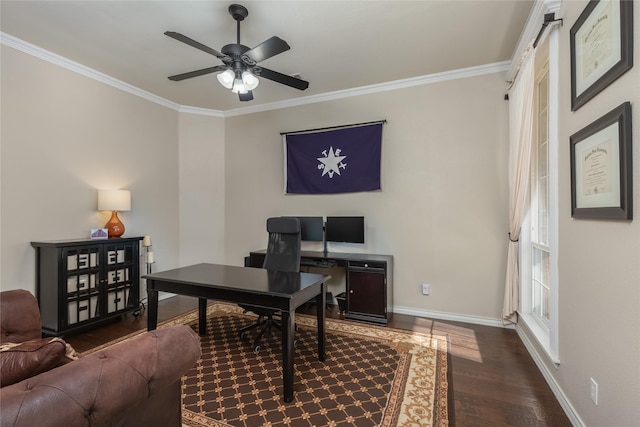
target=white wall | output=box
[178,113,226,266]
[0,45,181,292]
[223,72,510,320]
[516,1,640,426]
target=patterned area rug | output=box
[83,302,448,426]
[176,303,448,427]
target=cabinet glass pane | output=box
[107,268,130,284]
[107,288,131,313]
[67,274,98,293]
[67,296,99,325]
[107,249,126,265]
[67,251,99,270]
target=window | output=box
[532,65,551,330]
[520,34,559,364]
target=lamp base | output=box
[105,210,125,238]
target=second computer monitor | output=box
[325,216,365,244]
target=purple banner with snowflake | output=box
[284,123,383,194]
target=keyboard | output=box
[300,258,337,268]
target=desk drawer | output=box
[348,260,386,272]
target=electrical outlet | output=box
[421,283,430,295]
[590,377,599,405]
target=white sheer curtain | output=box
[502,44,535,324]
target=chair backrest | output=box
[0,290,42,343]
[262,217,301,273]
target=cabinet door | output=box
[347,270,386,317]
[103,241,138,313]
[63,247,101,326]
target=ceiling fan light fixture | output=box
[216,69,235,89]
[165,3,309,101]
[241,70,259,90]
[231,78,248,94]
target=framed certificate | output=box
[570,0,633,111]
[570,102,632,219]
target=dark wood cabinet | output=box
[31,237,143,337]
[248,249,392,325]
[346,261,388,324]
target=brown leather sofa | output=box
[0,289,202,427]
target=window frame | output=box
[519,31,560,365]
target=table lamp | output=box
[98,190,131,238]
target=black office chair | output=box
[239,217,301,351]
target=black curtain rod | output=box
[505,13,562,100]
[533,12,563,48]
[280,120,387,136]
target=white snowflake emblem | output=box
[317,147,347,178]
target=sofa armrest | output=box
[0,290,42,344]
[0,325,202,427]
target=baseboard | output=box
[516,324,584,427]
[138,291,175,303]
[158,291,175,301]
[392,305,510,329]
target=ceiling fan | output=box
[164,3,309,102]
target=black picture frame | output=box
[570,102,632,219]
[570,0,634,111]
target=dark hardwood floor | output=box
[66,295,572,427]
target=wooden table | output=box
[144,263,329,402]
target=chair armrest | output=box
[0,325,202,427]
[0,290,42,343]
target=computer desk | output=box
[247,249,393,325]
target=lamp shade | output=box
[216,69,235,89]
[98,190,131,212]
[241,71,259,90]
[231,78,247,94]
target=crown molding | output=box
[222,61,511,117]
[0,32,183,112]
[178,105,226,117]
[2,31,510,118]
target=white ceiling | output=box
[0,1,533,112]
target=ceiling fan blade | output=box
[257,67,309,91]
[238,91,254,102]
[168,65,227,81]
[243,36,290,64]
[164,31,229,61]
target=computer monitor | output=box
[325,216,365,243]
[283,216,324,242]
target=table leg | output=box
[316,283,326,362]
[281,310,295,402]
[147,287,158,331]
[198,297,207,336]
